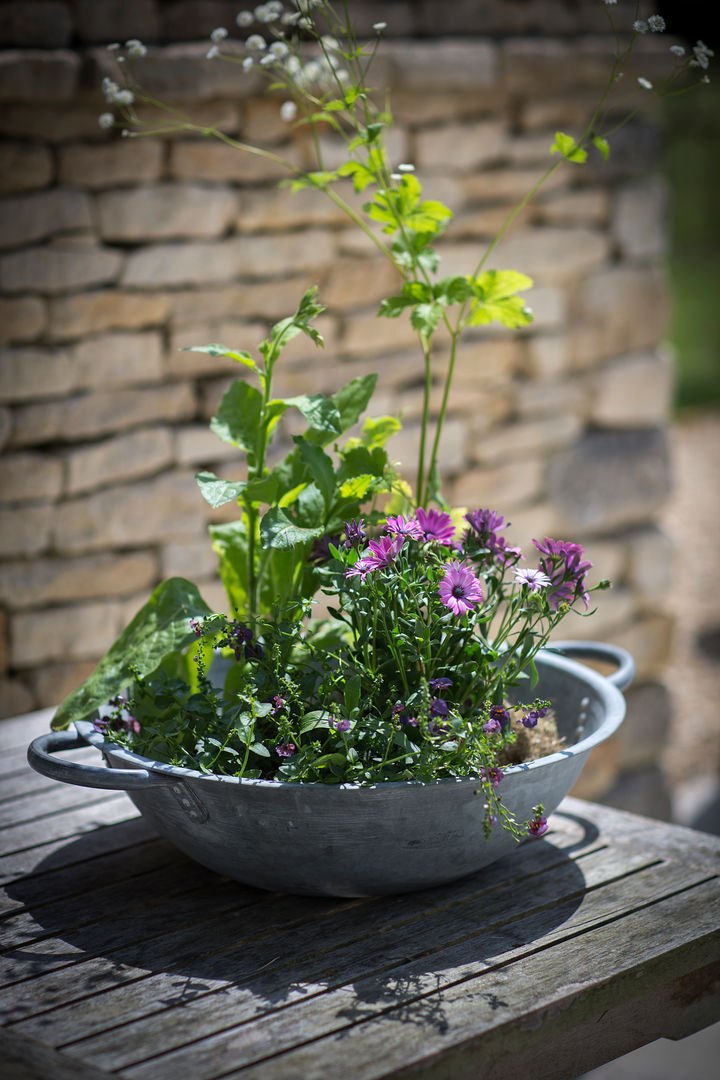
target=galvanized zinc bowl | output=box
[27,641,633,897]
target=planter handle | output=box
[546,641,635,692]
[27,730,173,791]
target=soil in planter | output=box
[496,709,566,767]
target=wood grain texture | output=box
[1,709,718,1080]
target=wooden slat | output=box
[61,860,716,1078]
[0,709,55,752]
[0,747,102,800]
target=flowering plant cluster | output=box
[53,2,709,844]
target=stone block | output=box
[0,296,47,345]
[392,89,509,127]
[513,375,588,420]
[340,308,422,357]
[48,290,170,340]
[161,2,246,41]
[9,382,196,447]
[415,120,506,173]
[444,338,520,386]
[590,350,674,428]
[91,42,263,103]
[0,346,75,403]
[602,765,673,822]
[534,188,610,227]
[10,599,124,667]
[97,184,238,242]
[129,100,242,138]
[572,266,669,367]
[551,588,636,641]
[167,320,267,377]
[613,614,674,681]
[452,458,544,511]
[0,142,53,194]
[385,40,497,91]
[0,104,119,142]
[0,551,158,609]
[521,334,572,379]
[29,660,97,709]
[500,38,610,95]
[0,49,80,102]
[161,538,219,580]
[548,428,671,533]
[461,166,567,206]
[167,278,310,325]
[0,677,35,718]
[232,230,336,280]
[236,185,349,233]
[242,97,302,146]
[450,204,531,241]
[122,241,238,289]
[520,95,598,133]
[501,501,560,559]
[71,332,164,390]
[0,188,92,250]
[612,175,668,259]
[470,413,583,466]
[318,256,400,313]
[169,139,292,183]
[173,425,240,468]
[53,472,204,553]
[614,681,672,773]
[0,243,123,295]
[522,286,567,331]
[0,452,63,504]
[0,503,52,557]
[0,2,73,47]
[0,407,10,452]
[74,0,160,43]
[625,526,674,603]
[389,417,466,479]
[66,427,175,496]
[303,128,408,175]
[487,226,610,284]
[58,139,164,190]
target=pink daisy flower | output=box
[415,507,456,545]
[384,514,424,540]
[438,560,483,615]
[345,534,405,581]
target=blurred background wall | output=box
[0,0,716,824]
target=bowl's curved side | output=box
[76,649,626,896]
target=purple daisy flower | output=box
[275,742,296,757]
[345,534,404,581]
[533,537,592,610]
[330,717,351,732]
[415,507,456,545]
[465,507,521,564]
[438,561,483,616]
[343,518,367,548]
[384,514,424,540]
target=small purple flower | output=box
[415,507,456,545]
[480,765,504,789]
[427,720,450,735]
[464,507,521,564]
[345,534,405,581]
[429,676,453,691]
[513,566,552,592]
[343,518,367,548]
[522,705,548,728]
[429,697,449,717]
[224,622,263,661]
[275,741,296,757]
[392,701,417,726]
[533,537,592,610]
[482,718,501,735]
[93,716,110,734]
[529,814,549,837]
[189,618,203,637]
[438,561,483,616]
[384,514,424,540]
[270,695,286,714]
[331,717,351,732]
[489,705,511,729]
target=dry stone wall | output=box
[0,1,677,813]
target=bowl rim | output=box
[75,647,626,792]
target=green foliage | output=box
[550,131,588,163]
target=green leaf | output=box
[294,437,336,509]
[410,301,444,335]
[295,481,325,527]
[181,344,255,371]
[259,506,324,550]
[51,578,214,730]
[378,294,416,318]
[210,378,263,450]
[337,160,376,192]
[285,393,342,439]
[338,474,376,499]
[467,295,534,329]
[592,135,610,161]
[243,474,278,505]
[550,131,587,164]
[325,374,378,441]
[473,270,533,301]
[195,471,246,509]
[358,415,401,449]
[209,520,248,614]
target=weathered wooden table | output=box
[2,708,719,1080]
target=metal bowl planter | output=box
[27,641,633,897]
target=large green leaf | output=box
[285,393,342,440]
[260,506,324,550]
[196,471,247,509]
[210,520,248,615]
[294,437,336,509]
[181,344,256,371]
[210,379,263,450]
[51,578,214,730]
[311,374,378,446]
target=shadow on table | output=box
[5,810,594,1037]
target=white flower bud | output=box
[280,100,298,122]
[236,11,254,27]
[246,34,267,51]
[210,27,228,43]
[637,76,653,90]
[98,112,115,129]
